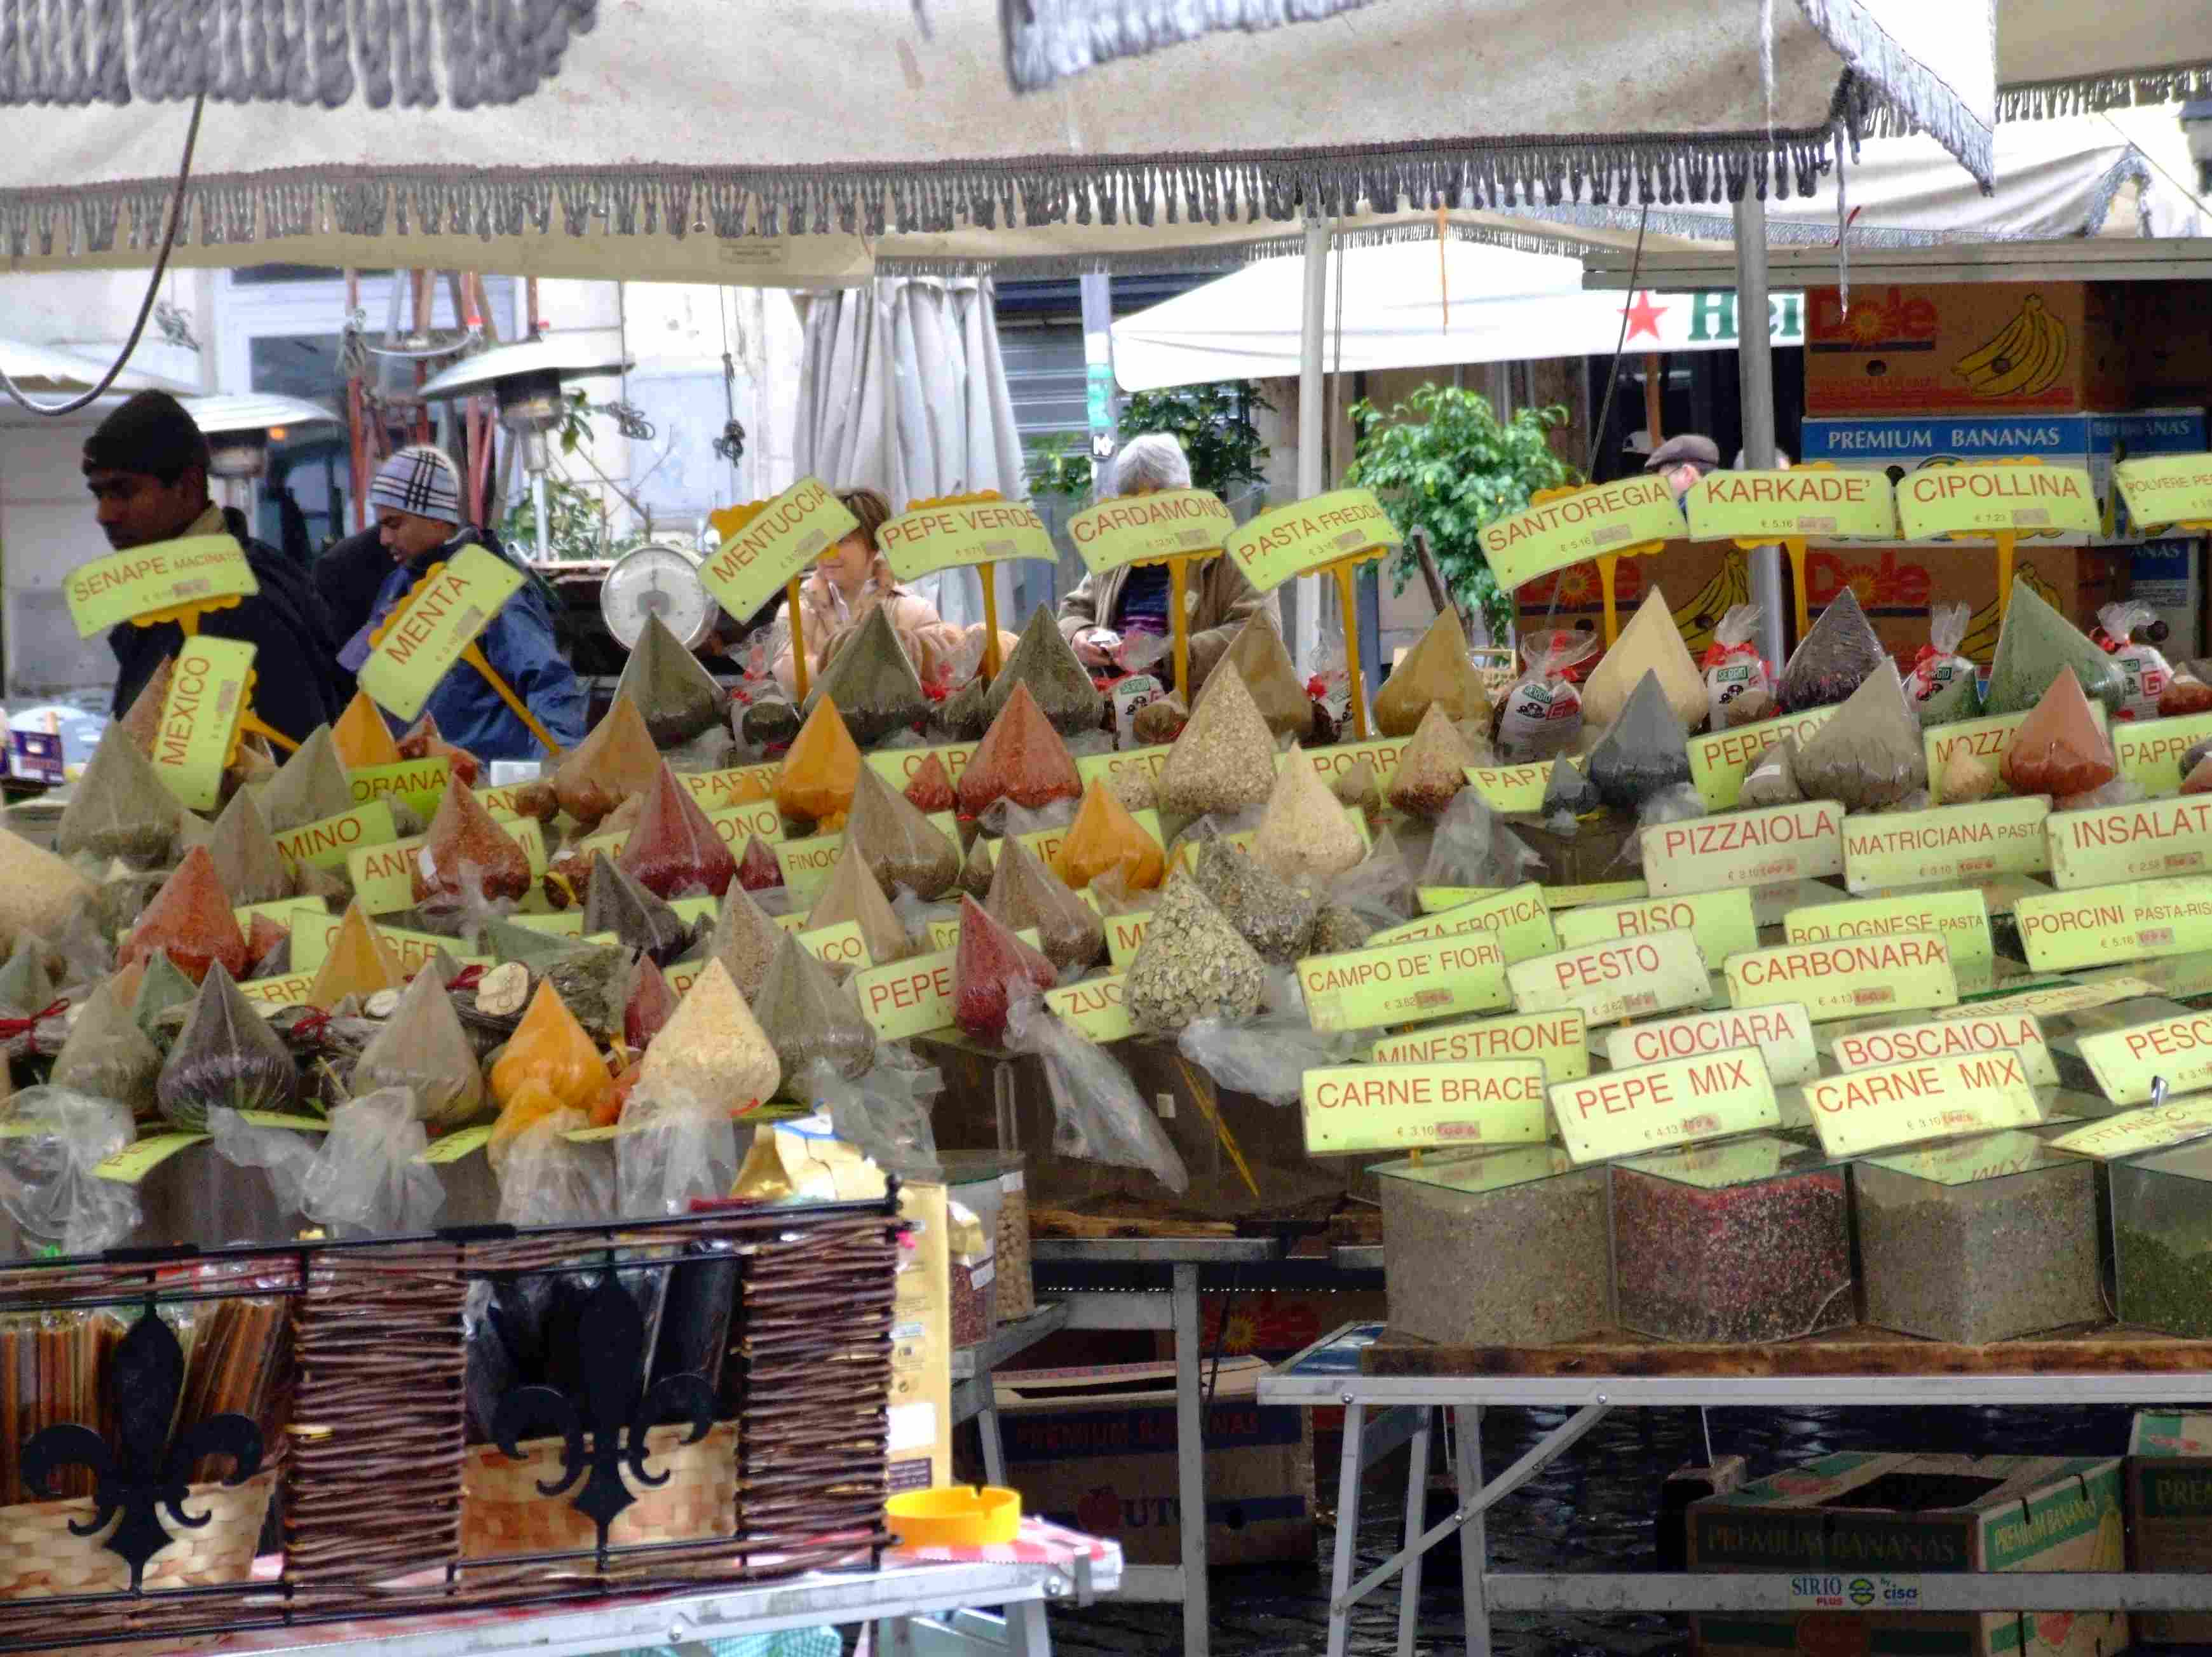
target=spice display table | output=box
[1260,1320,2212,1657]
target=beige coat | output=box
[772,559,967,691]
[1056,553,1269,692]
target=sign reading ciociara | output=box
[1477,475,1682,592]
[1225,489,1402,593]
[1066,489,1235,576]
[698,477,857,624]
[879,493,1057,578]
[65,534,258,637]
[1685,468,1896,543]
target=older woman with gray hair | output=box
[1056,432,1267,691]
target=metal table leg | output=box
[1397,1407,1434,1657]
[1325,1398,1366,1657]
[1454,1407,1488,1657]
[977,1383,1007,1487]
[1172,1261,1209,1657]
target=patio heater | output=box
[180,393,342,515]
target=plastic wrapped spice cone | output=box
[106,957,147,1015]
[1250,751,1365,887]
[206,790,293,907]
[1387,704,1479,818]
[1205,609,1312,740]
[1917,669,1982,729]
[804,605,933,745]
[56,723,183,866]
[542,943,635,1041]
[1193,839,1317,964]
[618,764,738,900]
[351,966,487,1127]
[986,838,1105,977]
[0,938,53,1018]
[115,657,172,756]
[2183,754,2212,795]
[1580,588,1708,733]
[332,690,403,770]
[1585,671,1693,811]
[1055,781,1167,894]
[709,882,787,1000]
[754,933,876,1084]
[1791,661,1929,812]
[615,612,728,747]
[1372,607,1491,737]
[624,955,677,1052]
[413,781,533,912]
[740,697,802,754]
[1727,689,1777,727]
[807,841,913,967]
[775,695,865,824]
[1132,694,1188,747]
[132,950,198,1043]
[1311,904,1371,954]
[2000,670,2117,797]
[904,752,957,815]
[1739,739,1805,809]
[734,834,782,893]
[935,673,991,743]
[985,605,1106,738]
[1983,583,2129,717]
[119,848,250,984]
[258,726,355,832]
[1125,871,1267,1034]
[1155,663,1277,819]
[641,957,780,1113]
[479,916,587,974]
[309,902,404,1007]
[156,963,299,1131]
[1776,587,1889,714]
[584,853,694,966]
[957,830,998,900]
[397,712,481,787]
[846,764,960,900]
[958,682,1084,818]
[1541,758,1601,819]
[553,694,662,828]
[952,895,1058,1043]
[2165,673,2212,717]
[490,981,616,1150]
[245,916,290,977]
[50,980,161,1119]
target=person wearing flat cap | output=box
[344,445,587,761]
[1644,433,1721,501]
[82,389,349,746]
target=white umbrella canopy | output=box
[1994,1,2212,117]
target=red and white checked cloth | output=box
[889,1517,1122,1571]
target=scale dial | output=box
[600,542,715,651]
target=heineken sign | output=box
[1615,290,1808,355]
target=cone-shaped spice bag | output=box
[119,848,249,983]
[107,957,147,1014]
[398,712,481,787]
[480,916,587,973]
[1585,671,1693,811]
[584,853,692,966]
[986,838,1104,977]
[1739,739,1805,809]
[1776,588,1889,713]
[754,932,876,1083]
[958,682,1083,818]
[641,957,780,1111]
[957,830,997,900]
[1541,757,1601,818]
[332,690,403,770]
[1251,748,1364,886]
[1193,839,1317,964]
[734,834,782,893]
[0,830,95,956]
[935,673,992,743]
[413,781,533,911]
[741,697,802,752]
[951,894,1058,1042]
[1372,608,1491,738]
[116,657,172,757]
[1582,588,1708,732]
[156,963,298,1130]
[352,965,487,1126]
[56,722,182,865]
[1983,582,2128,717]
[1312,903,1371,954]
[245,915,290,977]
[1387,705,1478,817]
[259,725,355,832]
[616,612,727,747]
[1132,694,1188,747]
[846,764,960,900]
[2185,754,2212,796]
[985,604,1105,737]
[490,981,616,1147]
[618,764,738,900]
[309,902,404,1007]
[1916,668,1981,729]
[207,789,292,907]
[1057,781,1169,892]
[132,950,198,1042]
[1791,661,1928,811]
[775,695,864,824]
[905,753,957,815]
[2000,670,2117,797]
[624,955,677,1052]
[1109,766,1158,814]
[0,938,53,1017]
[805,605,933,745]
[1205,609,1311,740]
[710,881,787,1000]
[1155,663,1277,819]
[1125,870,1268,1033]
[542,942,635,1041]
[1939,746,2001,804]
[808,840,913,967]
[51,978,161,1118]
[554,694,662,828]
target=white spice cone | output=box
[1251,745,1366,886]
[643,958,782,1110]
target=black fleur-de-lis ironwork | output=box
[23,1309,263,1590]
[492,1273,717,1551]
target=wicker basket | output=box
[0,1466,277,1599]
[460,1419,739,1560]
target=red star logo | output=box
[1620,290,1669,342]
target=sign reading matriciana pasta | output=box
[1476,475,1682,591]
[1225,489,1401,593]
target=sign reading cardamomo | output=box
[1066,489,1235,575]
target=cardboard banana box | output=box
[1807,281,2129,416]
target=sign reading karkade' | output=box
[1641,801,1843,896]
[1686,468,1896,543]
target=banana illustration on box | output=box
[1953,294,2070,398]
[1669,549,1753,658]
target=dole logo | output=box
[1810,287,1939,348]
[1804,549,1932,609]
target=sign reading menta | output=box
[1066,489,1235,576]
[1895,463,2100,541]
[65,534,257,637]
[1686,468,1896,543]
[1225,489,1402,593]
[360,546,527,721]
[1301,1060,1547,1155]
[151,637,255,812]
[700,477,857,623]
[879,495,1056,578]
[1477,475,1683,592]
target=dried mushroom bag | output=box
[1775,588,1889,714]
[207,790,292,906]
[155,963,299,1131]
[1371,607,1489,738]
[709,882,788,1000]
[1585,670,1693,811]
[1192,839,1317,964]
[753,933,876,1085]
[1738,738,1805,808]
[119,847,250,984]
[776,695,865,824]
[846,764,960,900]
[642,957,780,1111]
[904,752,957,815]
[1999,670,2117,798]
[554,694,662,828]
[50,979,161,1118]
[986,837,1104,977]
[1155,662,1277,819]
[351,966,487,1126]
[986,604,1104,738]
[808,839,914,966]
[1983,582,2127,717]
[805,605,933,746]
[1580,588,1707,733]
[951,894,1058,1042]
[957,681,1083,818]
[585,853,694,966]
[616,612,728,747]
[1206,609,1312,740]
[1387,703,1477,817]
[1056,780,1167,894]
[132,950,198,1045]
[489,981,616,1149]
[1002,989,1188,1193]
[0,830,95,959]
[55,722,182,866]
[1789,661,1928,812]
[257,724,355,832]
[1124,870,1266,1033]
[414,781,533,914]
[618,764,737,900]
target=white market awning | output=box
[1993,1,2212,118]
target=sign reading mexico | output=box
[1066,489,1235,576]
[1894,461,2099,540]
[1477,475,1682,592]
[1226,489,1401,593]
[359,545,527,721]
[150,638,256,812]
[1686,468,1896,543]
[879,493,1055,578]
[700,477,858,623]
[65,534,258,637]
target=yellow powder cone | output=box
[332,690,404,770]
[309,901,404,1006]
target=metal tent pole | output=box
[1732,194,1788,670]
[1291,215,1334,673]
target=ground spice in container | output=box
[957,682,1084,818]
[847,763,960,899]
[399,712,482,787]
[776,696,865,825]
[1386,705,1477,818]
[414,781,533,912]
[2115,1141,2212,1337]
[804,605,933,745]
[1372,607,1491,738]
[1610,1135,1852,1344]
[1775,586,1889,713]
[707,883,787,1000]
[1155,663,1278,819]
[259,724,356,832]
[1856,1132,2103,1344]
[985,837,1104,976]
[951,894,1057,1042]
[752,931,876,1083]
[735,834,784,892]
[1376,1147,1610,1344]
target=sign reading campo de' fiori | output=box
[149,637,255,812]
[65,534,259,637]
[1066,489,1235,576]
[699,477,858,623]
[1477,475,1683,591]
[879,494,1057,578]
[358,545,527,721]
[1685,468,1896,543]
[1225,489,1402,593]
[1894,462,2100,539]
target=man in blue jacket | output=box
[344,446,587,761]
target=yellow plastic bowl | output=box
[886,1484,1022,1546]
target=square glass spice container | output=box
[2115,1140,2212,1338]
[1376,1146,1610,1346]
[1856,1130,2103,1344]
[1610,1133,1852,1343]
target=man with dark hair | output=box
[83,391,349,746]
